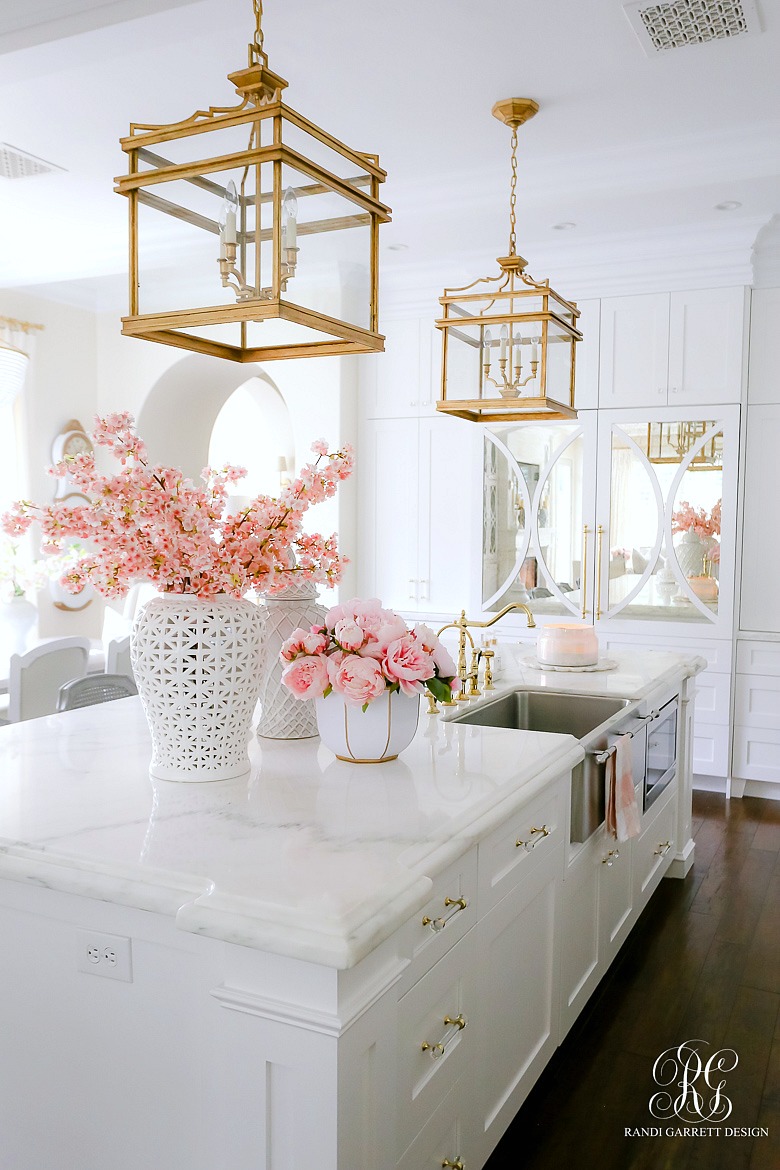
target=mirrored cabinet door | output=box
[482,416,598,619]
[593,408,739,632]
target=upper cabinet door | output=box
[361,318,433,419]
[748,288,780,405]
[598,294,670,408]
[668,287,747,406]
[573,299,600,410]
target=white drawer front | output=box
[634,784,678,905]
[477,780,566,915]
[396,1077,476,1170]
[693,722,730,778]
[732,726,780,782]
[734,674,780,731]
[396,928,478,1158]
[400,849,478,995]
[736,640,780,678]
[693,671,731,725]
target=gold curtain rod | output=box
[0,316,45,333]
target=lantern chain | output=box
[251,0,266,64]
[508,126,518,257]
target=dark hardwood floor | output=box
[485,791,780,1170]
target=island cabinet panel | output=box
[633,780,679,905]
[476,778,566,914]
[395,928,479,1160]
[396,1077,479,1170]
[473,839,563,1165]
[398,847,478,996]
[598,826,635,961]
[560,831,602,1038]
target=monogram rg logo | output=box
[649,1039,738,1123]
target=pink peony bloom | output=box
[281,655,329,700]
[280,626,329,661]
[382,633,435,697]
[413,623,457,679]
[333,618,368,652]
[332,655,386,705]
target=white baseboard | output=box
[744,779,780,802]
[692,774,727,794]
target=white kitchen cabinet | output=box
[360,317,438,419]
[747,288,780,405]
[358,414,477,614]
[474,834,562,1166]
[598,288,746,408]
[633,782,678,904]
[739,405,780,634]
[573,298,600,410]
[732,638,780,791]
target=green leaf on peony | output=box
[362,701,370,713]
[427,676,453,703]
[323,683,332,699]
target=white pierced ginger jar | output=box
[316,690,420,763]
[674,529,707,578]
[131,594,264,782]
[256,578,327,740]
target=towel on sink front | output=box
[605,733,642,842]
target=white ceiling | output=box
[1,0,779,307]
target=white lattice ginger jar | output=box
[130,593,264,782]
[674,529,707,578]
[256,578,327,740]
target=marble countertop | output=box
[0,650,702,969]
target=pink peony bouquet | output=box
[279,598,458,710]
[1,414,353,600]
[671,499,721,540]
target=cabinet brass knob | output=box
[602,848,620,866]
[421,1014,467,1060]
[653,840,672,855]
[442,1160,465,1170]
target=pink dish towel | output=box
[605,733,642,841]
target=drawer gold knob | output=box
[422,896,468,932]
[602,848,620,866]
[421,1014,467,1060]
[442,1160,465,1169]
[654,840,672,856]
[516,824,551,850]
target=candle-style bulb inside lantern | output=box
[499,324,509,361]
[282,186,298,250]
[219,180,238,248]
[483,328,492,362]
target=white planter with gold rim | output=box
[315,690,420,763]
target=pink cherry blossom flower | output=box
[332,656,386,705]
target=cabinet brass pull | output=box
[421,1014,467,1060]
[581,525,591,620]
[442,1160,465,1170]
[602,848,620,866]
[654,840,672,856]
[422,896,468,933]
[603,528,608,627]
[515,824,551,851]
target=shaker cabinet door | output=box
[357,418,420,607]
[598,294,670,408]
[668,287,746,405]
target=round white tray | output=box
[522,656,618,673]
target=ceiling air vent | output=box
[623,0,761,55]
[0,143,64,180]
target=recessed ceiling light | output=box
[715,200,742,211]
[552,222,576,231]
[387,243,409,251]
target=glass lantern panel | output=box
[279,163,373,331]
[543,320,575,406]
[482,423,583,615]
[605,420,721,622]
[283,119,377,190]
[135,163,276,315]
[443,313,485,403]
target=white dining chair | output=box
[57,673,137,712]
[105,635,132,678]
[8,637,92,723]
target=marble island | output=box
[0,649,703,1170]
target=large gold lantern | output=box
[114,1,391,363]
[436,99,581,422]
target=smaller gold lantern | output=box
[114,1,391,363]
[436,99,581,423]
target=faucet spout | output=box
[435,603,536,708]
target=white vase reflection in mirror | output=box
[607,421,723,622]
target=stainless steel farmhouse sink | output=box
[447,689,631,738]
[447,689,645,843]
